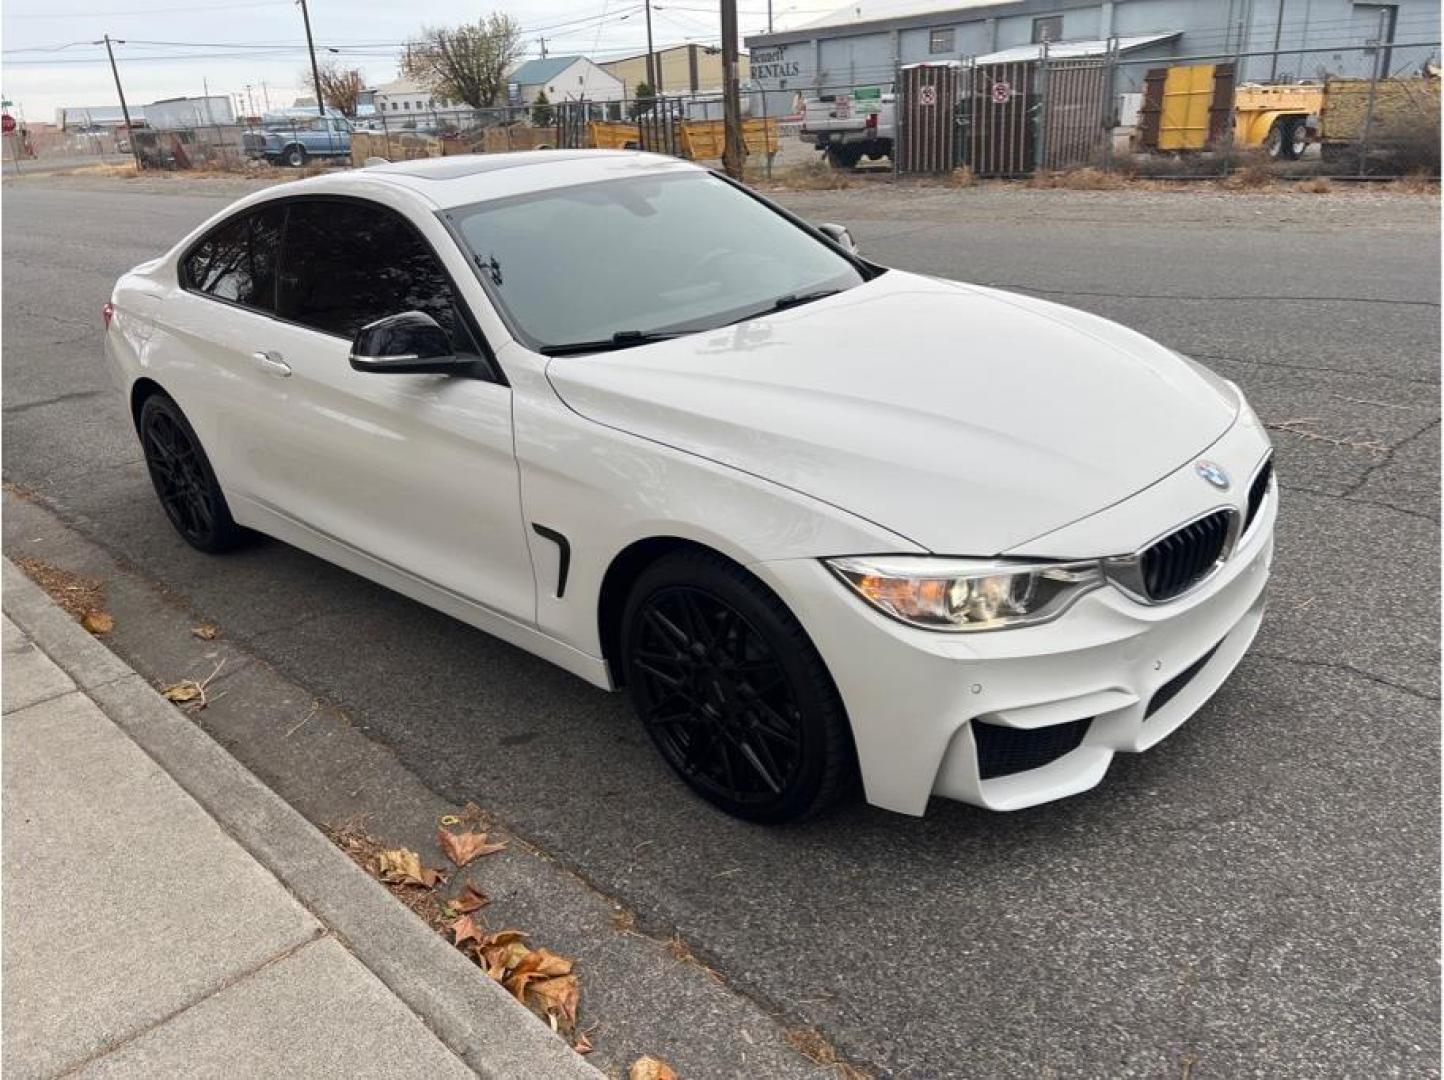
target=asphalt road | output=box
[4,176,1439,1078]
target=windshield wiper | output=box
[722,288,843,327]
[768,288,842,313]
[539,329,690,357]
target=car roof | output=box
[337,149,708,209]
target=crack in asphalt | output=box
[1189,350,1441,387]
[1343,418,1442,498]
[1248,651,1440,703]
[1281,483,1440,525]
[3,388,109,415]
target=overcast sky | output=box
[1,0,842,122]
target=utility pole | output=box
[644,0,660,92]
[768,0,774,33]
[298,0,325,116]
[97,35,142,170]
[538,36,548,59]
[260,81,271,111]
[720,0,744,178]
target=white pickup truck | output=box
[800,88,896,168]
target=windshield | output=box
[448,172,867,352]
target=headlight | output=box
[825,555,1104,632]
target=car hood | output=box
[544,271,1238,555]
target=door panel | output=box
[228,319,534,622]
[165,193,535,624]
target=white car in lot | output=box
[104,150,1276,823]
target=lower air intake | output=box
[973,718,1091,780]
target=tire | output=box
[137,393,250,553]
[825,144,862,170]
[284,145,307,168]
[620,550,856,824]
[1277,117,1307,160]
[1264,121,1285,159]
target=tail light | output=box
[102,302,115,329]
[865,112,878,131]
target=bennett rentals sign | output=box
[752,47,800,81]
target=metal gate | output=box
[898,63,961,174]
[635,97,681,156]
[1137,62,1236,151]
[554,101,587,149]
[963,61,1036,177]
[1039,59,1111,169]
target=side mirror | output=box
[349,311,460,374]
[818,222,858,254]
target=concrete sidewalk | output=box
[1,560,599,1080]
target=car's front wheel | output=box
[284,145,307,167]
[138,393,249,553]
[620,550,855,823]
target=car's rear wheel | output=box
[138,394,249,553]
[620,551,855,823]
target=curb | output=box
[2,558,602,1080]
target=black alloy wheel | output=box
[139,394,249,553]
[621,551,855,824]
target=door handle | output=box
[251,350,291,377]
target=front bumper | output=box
[754,444,1276,816]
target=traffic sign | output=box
[918,85,937,107]
[2,114,15,135]
[991,81,1012,104]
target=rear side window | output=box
[276,199,470,351]
[182,204,285,310]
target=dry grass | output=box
[1028,166,1124,190]
[1222,153,1277,189]
[944,164,976,188]
[1395,168,1441,193]
[765,158,853,190]
[66,161,139,179]
[1294,176,1333,193]
[13,555,106,622]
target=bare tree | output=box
[401,14,521,109]
[301,61,366,118]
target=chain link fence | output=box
[882,36,1440,179]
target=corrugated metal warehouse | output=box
[745,0,1441,114]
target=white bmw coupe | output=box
[106,151,1275,823]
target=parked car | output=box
[800,87,896,168]
[243,112,353,167]
[103,151,1275,823]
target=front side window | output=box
[276,199,471,350]
[449,171,867,352]
[182,204,285,310]
[929,28,955,54]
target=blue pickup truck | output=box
[243,111,353,167]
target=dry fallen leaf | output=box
[630,1056,679,1080]
[376,847,444,889]
[529,973,580,1028]
[451,880,489,914]
[572,1031,593,1055]
[191,624,220,640]
[81,610,114,635]
[449,913,482,946]
[161,682,202,703]
[437,827,506,868]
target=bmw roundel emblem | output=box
[1195,460,1230,490]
